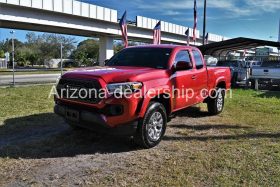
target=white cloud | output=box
[136,0,192,10]
[133,0,280,18]
[246,0,280,12]
[161,10,182,16]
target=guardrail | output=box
[0,0,118,22]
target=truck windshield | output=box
[107,48,172,69]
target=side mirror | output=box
[173,61,193,71]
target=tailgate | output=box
[252,68,280,79]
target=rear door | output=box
[191,50,208,102]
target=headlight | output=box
[107,82,143,94]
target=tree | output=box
[1,32,76,67]
[15,46,40,66]
[0,39,23,54]
[114,40,143,54]
[71,39,99,66]
[0,50,4,58]
[24,32,76,65]
[114,41,124,54]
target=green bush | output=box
[16,60,31,67]
[0,50,5,58]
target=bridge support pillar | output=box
[99,36,114,66]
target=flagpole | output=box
[119,11,128,48]
[202,0,207,45]
[193,0,197,46]
[278,19,280,60]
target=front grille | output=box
[57,78,103,104]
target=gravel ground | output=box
[0,107,222,186]
[1,87,280,186]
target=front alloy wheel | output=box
[134,102,167,148]
[146,112,164,142]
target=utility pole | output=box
[60,42,63,75]
[10,30,15,86]
[202,0,207,45]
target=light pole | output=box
[202,0,207,45]
[10,30,15,86]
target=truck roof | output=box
[127,44,199,51]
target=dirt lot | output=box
[0,86,280,186]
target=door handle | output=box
[192,75,197,80]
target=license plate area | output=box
[65,109,80,122]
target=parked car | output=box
[54,45,231,148]
[250,61,280,89]
[216,60,247,86]
[205,56,218,66]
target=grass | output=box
[0,85,54,123]
[0,70,61,76]
[0,86,280,186]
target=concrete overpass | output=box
[0,0,227,64]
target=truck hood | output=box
[62,66,169,83]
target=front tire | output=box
[207,88,225,115]
[134,102,167,149]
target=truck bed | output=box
[207,67,231,90]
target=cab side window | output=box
[174,50,192,67]
[192,50,204,70]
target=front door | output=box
[171,50,198,110]
[191,50,208,103]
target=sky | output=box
[0,0,280,43]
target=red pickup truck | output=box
[54,45,231,148]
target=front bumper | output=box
[54,104,138,136]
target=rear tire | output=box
[207,88,225,115]
[231,73,238,88]
[134,102,167,149]
[250,79,255,89]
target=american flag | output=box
[119,11,128,48]
[205,33,209,44]
[185,28,190,46]
[153,21,161,45]
[193,0,197,42]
